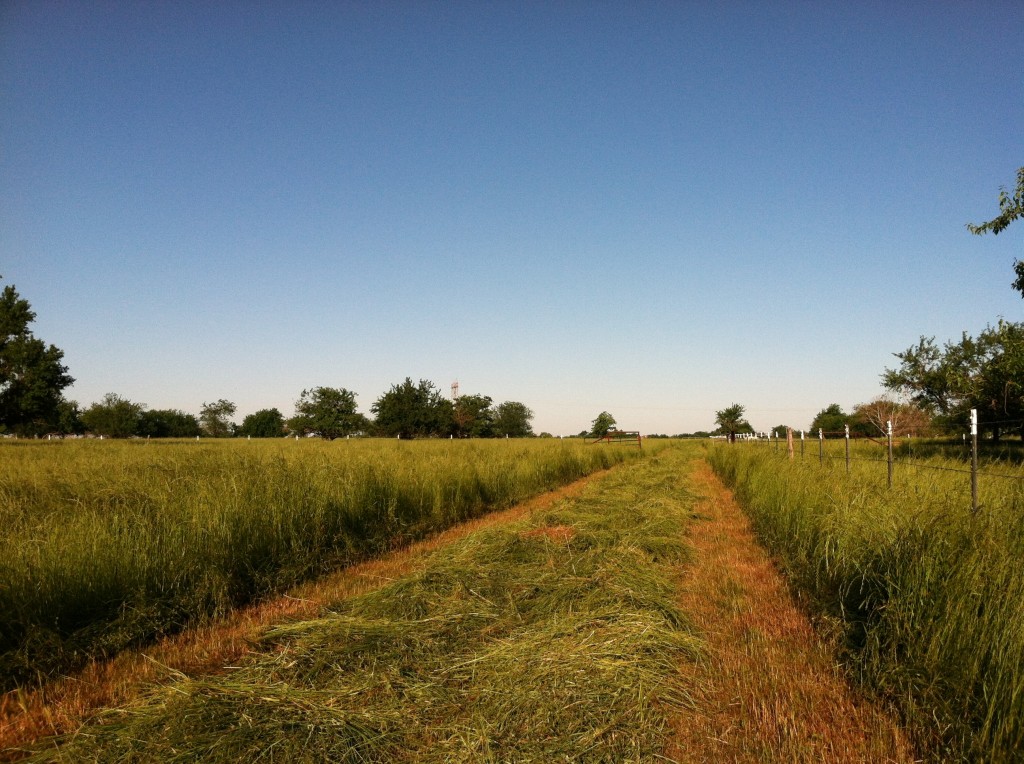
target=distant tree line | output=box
[0,279,537,440]
[27,379,537,441]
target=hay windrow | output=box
[25,447,702,762]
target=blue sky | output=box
[2,1,1021,435]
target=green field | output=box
[0,437,649,690]
[708,441,1024,761]
[15,442,696,762]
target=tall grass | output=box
[708,442,1024,761]
[25,446,700,762]
[0,438,647,690]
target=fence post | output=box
[845,424,850,473]
[787,427,794,460]
[886,419,893,488]
[800,430,805,459]
[818,428,823,465]
[971,408,979,513]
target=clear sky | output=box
[2,1,1021,436]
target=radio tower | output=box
[451,380,459,401]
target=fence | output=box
[762,410,1024,513]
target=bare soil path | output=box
[666,458,918,762]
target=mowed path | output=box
[4,452,919,760]
[666,458,916,762]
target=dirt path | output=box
[666,458,917,762]
[0,473,602,755]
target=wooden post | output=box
[971,409,979,513]
[786,427,794,460]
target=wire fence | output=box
[758,410,1024,512]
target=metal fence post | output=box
[845,424,850,473]
[818,428,823,465]
[800,430,805,459]
[886,419,893,488]
[971,409,979,513]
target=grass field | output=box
[19,444,699,762]
[708,441,1024,761]
[0,437,649,690]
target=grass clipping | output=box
[31,451,701,762]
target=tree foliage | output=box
[56,399,85,436]
[0,281,74,436]
[289,387,367,439]
[238,408,286,438]
[883,321,1024,438]
[714,404,753,443]
[493,401,534,438]
[200,399,236,438]
[81,393,145,438]
[851,397,932,438]
[590,411,617,438]
[809,403,849,434]
[372,378,451,439]
[452,394,494,438]
[967,166,1024,297]
[137,408,201,438]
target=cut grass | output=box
[0,438,644,691]
[21,446,701,762]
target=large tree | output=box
[714,404,753,443]
[81,393,144,438]
[238,408,286,438]
[137,408,201,438]
[0,281,74,436]
[289,387,367,439]
[851,397,932,438]
[371,378,452,439]
[200,399,236,438]
[883,321,1024,438]
[451,393,494,438]
[967,166,1024,297]
[493,401,534,438]
[809,403,849,434]
[590,411,617,438]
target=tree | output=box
[235,408,285,438]
[0,280,74,436]
[289,387,367,439]
[137,409,201,438]
[770,424,792,437]
[851,397,932,438]
[371,378,451,439]
[56,398,85,436]
[809,404,849,434]
[493,401,534,438]
[590,411,617,438]
[81,393,144,438]
[451,394,494,438]
[200,399,236,438]
[967,167,1024,297]
[883,321,1024,439]
[714,404,752,443]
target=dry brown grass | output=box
[666,459,919,763]
[0,474,599,757]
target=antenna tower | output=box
[451,380,459,401]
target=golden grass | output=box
[0,472,599,756]
[666,459,917,762]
